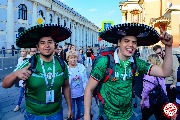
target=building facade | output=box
[0,0,100,49]
[119,0,180,52]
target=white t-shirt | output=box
[68,63,88,98]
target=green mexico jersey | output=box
[14,54,69,115]
[91,56,152,120]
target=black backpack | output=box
[28,53,65,74]
[92,47,138,105]
[143,78,169,109]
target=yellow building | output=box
[119,0,180,50]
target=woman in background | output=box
[141,54,169,120]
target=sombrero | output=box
[16,24,71,48]
[99,23,160,46]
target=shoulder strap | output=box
[143,77,160,86]
[55,55,65,71]
[103,54,115,82]
[28,53,38,73]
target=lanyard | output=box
[40,56,55,88]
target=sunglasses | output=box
[156,51,162,55]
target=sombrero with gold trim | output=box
[99,23,160,46]
[16,24,71,48]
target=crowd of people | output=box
[1,23,180,120]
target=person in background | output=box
[86,46,93,67]
[11,45,15,56]
[64,43,72,64]
[71,45,83,64]
[79,49,85,65]
[55,44,64,59]
[174,57,180,120]
[153,45,179,103]
[2,46,5,57]
[14,48,29,112]
[66,50,88,120]
[29,48,38,56]
[141,54,168,120]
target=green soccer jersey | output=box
[14,54,69,115]
[91,56,152,120]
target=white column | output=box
[76,23,80,48]
[54,12,58,24]
[45,8,50,24]
[7,0,14,49]
[60,16,65,45]
[79,24,82,48]
[66,18,71,43]
[32,2,38,26]
[71,21,75,45]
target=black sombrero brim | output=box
[99,23,160,46]
[16,24,71,48]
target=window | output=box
[50,14,52,23]
[64,20,66,27]
[58,17,60,25]
[18,4,27,20]
[39,10,44,17]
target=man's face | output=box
[37,37,55,57]
[118,36,137,57]
[154,48,164,58]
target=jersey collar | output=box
[114,48,134,64]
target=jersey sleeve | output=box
[90,56,108,82]
[14,59,30,72]
[136,58,152,75]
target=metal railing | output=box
[0,49,20,82]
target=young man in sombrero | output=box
[2,24,73,119]
[84,23,173,120]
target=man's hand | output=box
[159,26,173,47]
[14,64,31,80]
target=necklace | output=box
[40,56,55,89]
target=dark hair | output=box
[153,45,162,51]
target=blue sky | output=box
[60,0,126,28]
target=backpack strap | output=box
[96,54,115,104]
[28,54,65,74]
[143,77,160,87]
[55,55,65,71]
[28,53,38,73]
[131,56,137,87]
[103,54,114,82]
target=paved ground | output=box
[0,61,155,120]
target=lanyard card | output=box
[46,90,54,103]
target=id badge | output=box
[46,90,54,103]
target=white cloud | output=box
[88,8,97,12]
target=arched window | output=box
[39,10,44,17]
[64,20,66,27]
[18,4,27,20]
[50,14,53,23]
[57,17,60,25]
